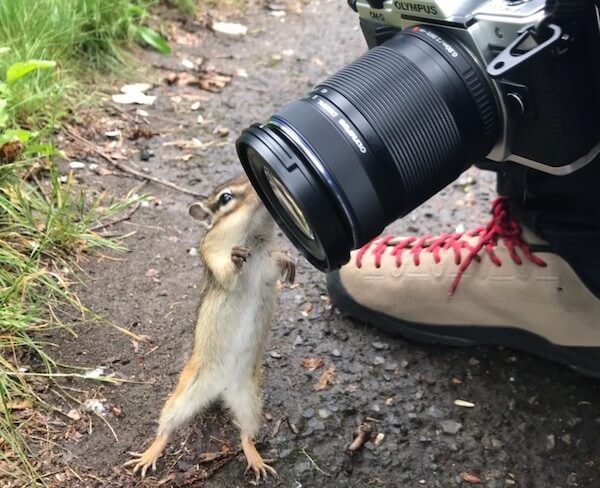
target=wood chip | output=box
[348,422,373,452]
[66,409,81,421]
[461,472,482,484]
[373,432,385,446]
[314,365,335,391]
[454,399,475,408]
[301,358,324,372]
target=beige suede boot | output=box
[327,198,600,377]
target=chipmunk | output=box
[125,175,295,480]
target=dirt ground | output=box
[37,1,600,487]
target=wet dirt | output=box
[42,1,600,487]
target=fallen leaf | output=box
[1,399,33,412]
[181,58,195,69]
[211,21,248,37]
[213,126,229,137]
[0,141,23,164]
[83,367,106,379]
[66,409,81,421]
[163,138,206,150]
[461,472,482,484]
[156,474,176,486]
[301,358,324,372]
[314,365,335,391]
[121,83,152,94]
[111,406,123,417]
[112,92,156,106]
[145,268,161,283]
[451,377,463,385]
[196,71,232,93]
[83,399,106,415]
[129,126,155,140]
[198,445,231,463]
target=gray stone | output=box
[294,461,311,474]
[545,434,556,451]
[440,420,463,435]
[372,356,385,366]
[468,357,480,366]
[371,342,388,350]
[318,408,331,419]
[302,408,315,419]
[269,351,282,359]
[279,447,293,459]
[427,405,444,418]
[308,418,325,431]
[331,349,341,357]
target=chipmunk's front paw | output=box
[231,246,251,269]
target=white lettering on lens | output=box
[339,119,367,154]
[421,28,458,58]
[317,99,338,118]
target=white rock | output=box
[211,22,248,37]
[69,161,86,169]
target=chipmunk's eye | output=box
[218,192,234,206]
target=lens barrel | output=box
[237,26,499,271]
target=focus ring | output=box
[404,28,498,147]
[318,46,463,209]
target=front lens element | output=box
[263,166,315,241]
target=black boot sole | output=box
[327,271,600,379]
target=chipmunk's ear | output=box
[189,201,212,229]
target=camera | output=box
[236,0,600,271]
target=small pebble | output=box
[331,349,341,357]
[545,434,556,451]
[468,357,480,367]
[440,420,462,435]
[372,356,385,366]
[318,409,331,419]
[269,351,282,359]
[69,161,86,169]
[371,342,388,350]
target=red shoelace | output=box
[355,197,547,296]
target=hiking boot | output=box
[326,198,600,378]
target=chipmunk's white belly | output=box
[216,254,277,387]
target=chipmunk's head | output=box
[189,175,273,240]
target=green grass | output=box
[0,0,161,128]
[0,0,160,484]
[0,168,141,484]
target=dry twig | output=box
[64,125,204,198]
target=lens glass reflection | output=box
[262,165,315,241]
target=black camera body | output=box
[357,0,600,174]
[237,0,600,271]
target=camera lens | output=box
[237,26,500,271]
[263,166,314,241]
